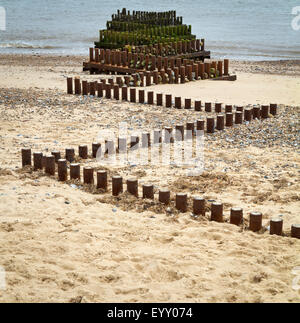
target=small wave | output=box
[0,42,59,49]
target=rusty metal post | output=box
[226,113,233,127]
[197,120,205,131]
[147,91,154,105]
[236,106,244,113]
[105,84,112,99]
[291,224,300,239]
[33,152,43,170]
[230,208,243,226]
[22,148,31,167]
[224,59,229,75]
[193,197,205,216]
[146,71,151,86]
[65,148,75,163]
[75,78,81,95]
[51,151,61,162]
[174,67,179,84]
[67,77,73,94]
[185,98,191,109]
[159,189,170,205]
[216,115,225,131]
[138,90,145,104]
[244,108,253,122]
[157,93,163,106]
[235,111,243,124]
[187,65,193,81]
[195,101,201,111]
[97,170,107,190]
[89,81,95,96]
[113,85,120,100]
[253,106,261,119]
[180,66,186,84]
[206,117,215,133]
[143,184,154,199]
[211,202,223,222]
[176,193,187,212]
[122,86,128,101]
[45,155,55,176]
[217,61,223,77]
[112,176,123,196]
[175,97,181,109]
[58,159,67,181]
[83,167,94,184]
[205,102,212,112]
[79,145,88,159]
[92,143,101,158]
[261,105,269,119]
[127,178,138,197]
[215,103,222,113]
[166,94,172,108]
[199,63,204,79]
[130,88,136,103]
[225,105,232,113]
[89,48,94,61]
[249,212,262,232]
[270,218,283,236]
[97,82,103,97]
[270,103,278,116]
[70,163,80,180]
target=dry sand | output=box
[0,54,299,303]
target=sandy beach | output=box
[0,54,299,303]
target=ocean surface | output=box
[0,0,299,60]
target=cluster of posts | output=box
[21,147,300,240]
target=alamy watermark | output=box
[94,122,205,176]
[0,7,6,31]
[0,266,6,291]
[291,6,300,31]
[292,266,300,291]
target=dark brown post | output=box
[244,108,253,122]
[206,117,215,133]
[187,65,193,81]
[205,102,212,112]
[174,67,179,84]
[176,193,187,212]
[83,167,94,184]
[185,98,191,109]
[253,106,261,119]
[82,81,88,96]
[166,94,172,108]
[226,113,233,127]
[65,148,75,163]
[127,178,138,197]
[139,90,145,104]
[193,197,205,216]
[51,151,61,162]
[22,148,31,167]
[236,106,244,113]
[291,224,300,239]
[105,84,111,99]
[270,218,283,236]
[261,105,269,119]
[217,61,223,77]
[230,208,243,226]
[224,59,229,75]
[204,62,211,78]
[97,82,103,97]
[89,82,95,96]
[92,143,101,158]
[114,85,120,100]
[146,72,151,86]
[67,77,73,94]
[45,155,55,176]
[225,105,232,113]
[199,63,204,79]
[249,212,263,232]
[180,66,186,84]
[70,163,80,180]
[211,202,223,222]
[157,93,163,106]
[58,159,67,181]
[89,48,94,61]
[147,91,154,105]
[33,152,43,170]
[97,170,107,190]
[215,103,222,113]
[143,184,154,199]
[79,145,88,159]
[196,120,205,131]
[75,78,81,95]
[122,86,128,101]
[216,115,225,131]
[159,189,170,205]
[153,71,159,85]
[235,111,243,124]
[270,103,278,116]
[195,101,201,111]
[130,88,136,103]
[175,97,181,109]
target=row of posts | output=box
[21,147,300,239]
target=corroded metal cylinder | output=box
[51,151,61,162]
[216,115,225,131]
[67,77,73,94]
[195,101,201,111]
[33,152,43,170]
[127,178,138,197]
[225,105,232,113]
[83,167,94,184]
[22,148,31,167]
[70,163,80,180]
[82,80,88,96]
[226,113,233,127]
[180,66,186,84]
[97,82,103,97]
[249,212,263,232]
[236,106,244,113]
[215,103,222,113]
[157,93,163,106]
[122,86,128,101]
[112,176,123,196]
[105,84,111,99]
[130,88,136,103]
[58,159,67,181]
[146,72,151,86]
[244,108,253,122]
[224,59,229,75]
[89,82,95,96]
[159,189,170,205]
[235,111,243,124]
[253,106,261,119]
[143,184,154,199]
[270,103,278,116]
[148,91,154,105]
[166,94,172,108]
[92,143,101,158]
[211,202,223,222]
[65,148,75,163]
[45,155,55,176]
[196,119,205,131]
[230,208,243,226]
[270,218,283,236]
[261,105,269,119]
[291,224,300,239]
[175,97,181,109]
[97,170,107,190]
[193,197,205,216]
[139,90,145,104]
[185,98,191,109]
[113,85,120,100]
[205,102,212,112]
[217,61,223,77]
[78,145,88,159]
[206,117,215,133]
[176,193,187,213]
[75,78,81,95]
